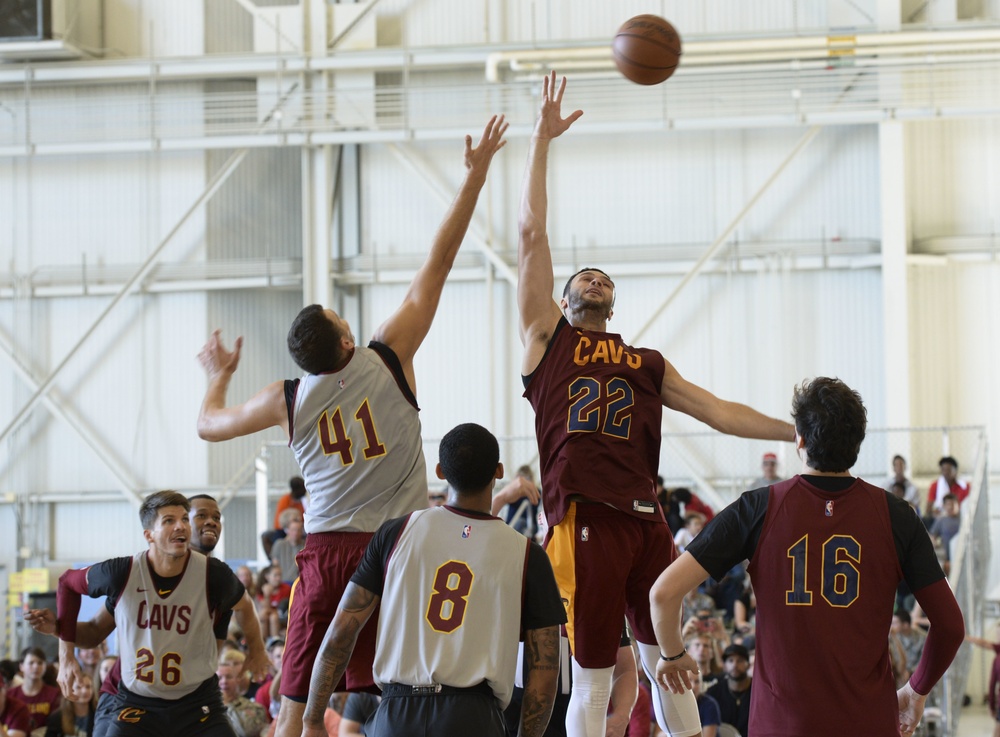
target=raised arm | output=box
[197,330,288,441]
[519,624,560,737]
[518,72,582,375]
[660,359,795,442]
[373,115,509,386]
[302,583,380,737]
[650,552,710,694]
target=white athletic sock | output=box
[636,641,702,737]
[565,660,614,737]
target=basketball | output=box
[612,15,682,86]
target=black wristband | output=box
[660,649,686,662]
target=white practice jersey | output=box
[373,507,530,707]
[114,551,217,698]
[290,343,427,534]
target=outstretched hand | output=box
[533,71,583,140]
[24,608,58,636]
[464,114,510,176]
[198,329,243,382]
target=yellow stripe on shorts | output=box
[546,502,578,655]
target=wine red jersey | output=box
[524,318,666,527]
[747,476,903,736]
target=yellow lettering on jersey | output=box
[573,336,592,366]
[573,334,642,369]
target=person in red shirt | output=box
[257,565,293,639]
[925,456,970,519]
[9,648,61,733]
[0,672,31,737]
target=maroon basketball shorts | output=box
[546,501,677,668]
[279,530,377,699]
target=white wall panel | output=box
[910,263,1000,457]
[908,119,1000,240]
[51,501,144,562]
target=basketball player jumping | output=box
[196,115,509,737]
[516,71,795,737]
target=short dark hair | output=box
[562,267,615,300]
[438,423,499,493]
[287,304,347,374]
[791,377,867,473]
[139,490,190,530]
[19,647,47,663]
[671,487,692,504]
[289,476,307,500]
[939,456,959,470]
[942,493,958,503]
[892,454,906,464]
[187,494,218,504]
[895,610,912,624]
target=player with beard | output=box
[516,71,794,737]
[27,494,266,737]
[705,645,750,737]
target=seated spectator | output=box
[883,454,920,509]
[674,513,705,553]
[496,465,541,540]
[749,451,784,488]
[255,637,284,722]
[262,476,307,558]
[218,662,268,737]
[925,456,970,519]
[43,673,95,737]
[929,494,961,574]
[892,610,926,675]
[0,670,31,737]
[706,644,752,737]
[426,488,448,507]
[256,565,292,639]
[685,633,723,692]
[10,647,61,733]
[270,509,305,584]
[236,564,258,600]
[890,481,920,515]
[692,673,721,737]
[97,655,118,691]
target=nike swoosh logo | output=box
[158,589,171,596]
[137,588,148,593]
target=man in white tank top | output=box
[54,491,247,737]
[195,116,510,737]
[301,423,566,737]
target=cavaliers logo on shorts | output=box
[118,707,146,723]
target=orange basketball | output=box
[612,15,682,86]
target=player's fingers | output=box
[566,109,584,126]
[555,75,568,103]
